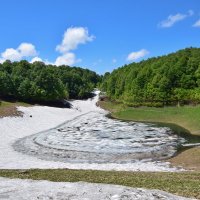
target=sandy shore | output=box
[0,91,185,171]
[0,92,196,200]
[0,93,104,169]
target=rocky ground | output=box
[0,177,195,200]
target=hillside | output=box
[101,47,200,107]
[0,60,100,104]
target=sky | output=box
[0,0,199,74]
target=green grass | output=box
[99,101,200,171]
[100,101,200,136]
[0,100,31,117]
[0,101,30,107]
[98,101,126,113]
[0,169,199,199]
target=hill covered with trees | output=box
[0,60,100,105]
[101,48,200,107]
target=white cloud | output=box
[55,52,77,66]
[1,48,21,61]
[56,27,94,53]
[159,10,194,28]
[0,43,38,62]
[127,49,149,62]
[0,27,94,67]
[193,19,200,27]
[18,43,37,57]
[54,27,94,66]
[30,56,43,63]
[160,14,186,28]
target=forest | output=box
[101,48,200,107]
[0,60,100,104]
[1,47,200,107]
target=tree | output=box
[0,60,100,103]
[101,47,200,106]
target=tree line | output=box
[0,60,100,104]
[101,48,200,107]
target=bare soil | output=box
[0,104,23,118]
[168,147,200,171]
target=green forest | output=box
[1,47,200,107]
[0,60,100,104]
[101,48,200,107]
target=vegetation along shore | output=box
[99,47,200,171]
[1,47,200,199]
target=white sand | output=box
[0,91,184,171]
[0,92,192,200]
[0,93,103,169]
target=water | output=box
[13,111,185,164]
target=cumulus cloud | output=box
[18,43,37,57]
[193,19,200,27]
[55,52,78,66]
[127,49,149,62]
[1,48,21,61]
[54,27,94,66]
[0,27,94,67]
[30,56,43,63]
[0,43,38,63]
[159,10,194,28]
[56,27,94,53]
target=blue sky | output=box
[0,0,199,74]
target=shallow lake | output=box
[13,111,187,164]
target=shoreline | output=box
[0,93,105,170]
[98,100,200,171]
[0,95,199,171]
[0,96,200,198]
[108,113,200,145]
[0,94,185,172]
[97,100,200,136]
[98,100,200,137]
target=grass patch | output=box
[0,101,30,107]
[0,169,199,199]
[100,101,200,136]
[98,101,126,113]
[99,101,200,171]
[0,100,30,118]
